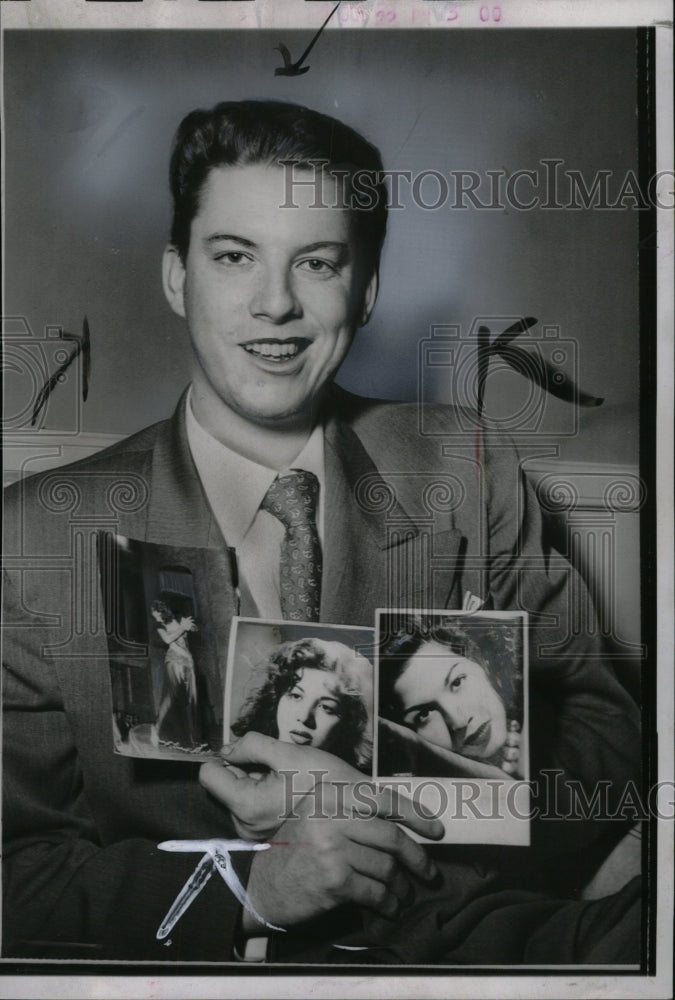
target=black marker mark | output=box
[476,317,604,424]
[31,316,91,426]
[81,315,91,400]
[274,1,340,77]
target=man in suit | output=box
[2,101,641,963]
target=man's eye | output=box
[215,251,249,265]
[298,258,335,274]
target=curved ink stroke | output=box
[274,2,341,77]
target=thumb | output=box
[199,758,250,809]
[222,731,303,771]
[224,732,363,783]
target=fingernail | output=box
[431,820,445,839]
[220,743,234,756]
[424,860,439,882]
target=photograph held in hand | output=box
[227,620,375,774]
[376,612,526,782]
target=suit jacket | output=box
[2,388,641,962]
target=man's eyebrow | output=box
[205,234,257,248]
[296,241,350,255]
[203,237,350,257]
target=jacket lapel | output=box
[321,417,465,625]
[145,395,220,549]
[135,398,237,695]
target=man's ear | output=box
[360,270,379,327]
[162,245,187,319]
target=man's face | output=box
[163,163,377,434]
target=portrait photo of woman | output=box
[377,614,526,781]
[230,635,374,774]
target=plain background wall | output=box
[4,29,640,466]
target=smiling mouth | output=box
[242,338,311,362]
[289,730,313,745]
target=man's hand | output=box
[241,778,444,933]
[200,732,445,932]
[199,732,368,841]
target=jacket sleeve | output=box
[2,571,253,962]
[482,440,642,864]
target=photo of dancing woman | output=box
[151,593,207,752]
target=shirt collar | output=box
[185,388,324,547]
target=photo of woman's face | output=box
[276,667,343,750]
[394,640,507,759]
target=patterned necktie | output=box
[261,470,322,621]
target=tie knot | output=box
[261,470,320,530]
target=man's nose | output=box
[250,267,301,324]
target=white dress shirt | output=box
[185,391,325,619]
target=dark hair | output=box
[151,592,193,625]
[378,617,521,726]
[169,100,387,274]
[232,637,373,772]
